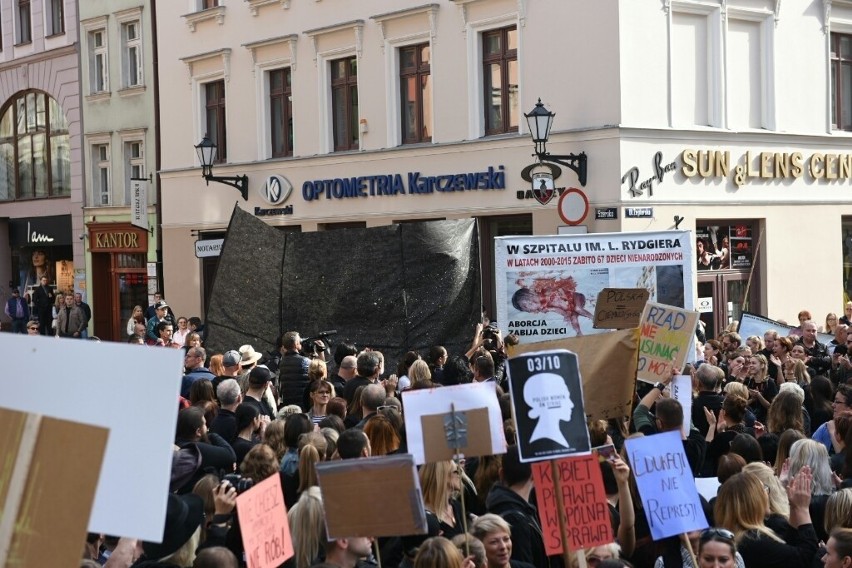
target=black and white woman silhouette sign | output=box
[507,349,591,462]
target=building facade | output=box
[79,0,158,341]
[0,0,83,328]
[156,0,852,334]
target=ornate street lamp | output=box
[194,135,249,201]
[523,99,587,187]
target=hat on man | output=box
[142,493,204,560]
[155,300,169,310]
[222,350,241,367]
[249,365,273,386]
[239,344,262,367]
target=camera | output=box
[482,322,499,340]
[300,329,338,357]
[222,473,254,494]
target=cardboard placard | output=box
[508,328,639,421]
[637,302,700,383]
[402,382,505,465]
[532,455,613,554]
[236,473,293,568]
[593,288,650,329]
[507,350,591,463]
[0,334,184,540]
[625,431,709,540]
[421,408,492,464]
[0,408,108,568]
[317,454,427,538]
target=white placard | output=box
[695,477,721,501]
[671,374,693,438]
[0,335,184,540]
[401,382,505,465]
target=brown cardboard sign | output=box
[317,454,427,539]
[593,288,649,329]
[508,328,639,420]
[421,407,492,463]
[0,408,108,568]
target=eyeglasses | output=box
[377,405,398,412]
[27,326,37,331]
[700,528,735,542]
[315,390,331,395]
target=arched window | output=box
[0,90,71,201]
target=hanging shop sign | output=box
[195,239,224,258]
[301,165,506,201]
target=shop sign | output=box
[89,225,148,253]
[195,238,224,258]
[258,175,293,206]
[516,187,574,201]
[301,165,505,201]
[682,149,852,188]
[9,215,72,247]
[595,208,618,220]
[131,179,148,230]
[625,207,653,218]
[622,151,677,198]
[254,205,294,217]
[697,297,713,313]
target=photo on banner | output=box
[235,474,293,568]
[495,231,694,343]
[531,454,612,554]
[401,382,505,465]
[624,431,709,540]
[738,312,834,346]
[506,349,591,462]
[637,302,700,383]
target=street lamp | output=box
[523,99,587,187]
[194,135,249,201]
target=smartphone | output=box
[595,444,617,463]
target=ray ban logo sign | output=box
[259,175,293,206]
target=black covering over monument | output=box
[205,206,482,371]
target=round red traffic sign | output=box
[557,187,589,226]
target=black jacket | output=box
[278,350,310,409]
[485,484,552,568]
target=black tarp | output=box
[204,207,481,371]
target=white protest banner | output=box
[402,382,505,465]
[495,230,693,344]
[637,302,700,383]
[625,430,709,540]
[670,375,693,438]
[0,334,183,540]
[506,349,591,463]
[739,311,834,345]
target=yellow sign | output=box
[681,149,852,188]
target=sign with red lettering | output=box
[236,473,293,568]
[637,302,699,383]
[531,455,613,554]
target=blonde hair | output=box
[420,460,458,526]
[826,489,852,533]
[308,359,327,383]
[725,381,749,400]
[715,472,782,543]
[297,432,327,493]
[742,462,789,519]
[288,486,326,568]
[409,359,432,385]
[160,526,201,565]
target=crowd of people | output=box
[76,308,852,568]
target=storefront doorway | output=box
[695,220,762,340]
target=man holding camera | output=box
[278,331,311,409]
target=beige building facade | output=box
[156,0,852,335]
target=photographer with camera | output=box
[277,331,312,409]
[465,322,508,389]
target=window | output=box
[122,21,144,88]
[399,43,432,144]
[125,141,144,205]
[17,0,32,44]
[482,26,518,135]
[205,80,227,163]
[832,33,852,131]
[202,0,219,8]
[0,91,71,201]
[46,0,64,36]
[269,68,293,157]
[93,144,111,206]
[89,29,109,93]
[331,56,358,152]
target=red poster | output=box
[235,474,294,568]
[532,455,613,554]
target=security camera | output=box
[79,233,85,240]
